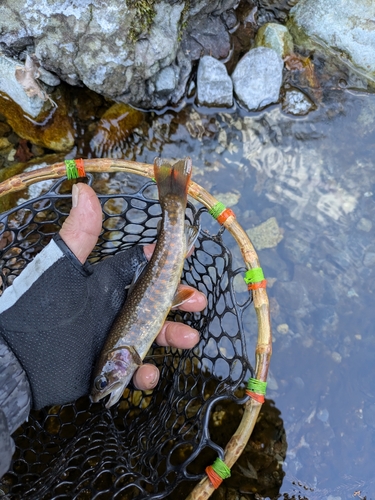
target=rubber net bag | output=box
[0,172,260,500]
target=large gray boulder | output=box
[231,47,284,111]
[288,0,375,85]
[0,0,238,110]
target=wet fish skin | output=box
[90,157,193,408]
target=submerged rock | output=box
[246,217,283,250]
[255,22,294,59]
[197,56,233,107]
[282,89,313,115]
[0,87,74,152]
[90,103,144,157]
[231,47,284,111]
[288,0,375,85]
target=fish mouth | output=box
[90,381,126,408]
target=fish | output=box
[90,157,198,408]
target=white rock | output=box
[197,55,233,107]
[231,47,283,111]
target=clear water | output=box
[127,91,375,499]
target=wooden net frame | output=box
[0,158,272,500]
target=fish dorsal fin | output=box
[171,287,195,309]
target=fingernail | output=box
[72,184,79,208]
[148,371,158,388]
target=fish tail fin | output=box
[154,157,192,202]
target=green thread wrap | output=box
[244,267,265,284]
[209,202,226,220]
[64,160,79,180]
[211,458,231,479]
[247,378,267,395]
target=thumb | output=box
[59,183,102,263]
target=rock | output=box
[246,217,283,250]
[155,66,177,94]
[0,87,75,152]
[363,249,375,267]
[90,103,144,158]
[272,280,310,315]
[282,89,313,115]
[287,0,375,85]
[0,0,238,110]
[357,217,372,232]
[255,22,294,58]
[231,47,284,111]
[0,53,46,118]
[213,190,240,207]
[197,56,233,107]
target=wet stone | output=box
[197,56,233,107]
[288,0,375,84]
[363,249,375,267]
[357,217,372,232]
[282,89,313,116]
[272,280,310,315]
[246,217,283,250]
[255,22,294,59]
[231,47,283,111]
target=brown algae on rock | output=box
[0,87,75,152]
[90,103,145,157]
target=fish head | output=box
[90,346,141,408]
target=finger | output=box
[133,364,159,390]
[155,321,200,348]
[175,284,207,311]
[60,183,102,263]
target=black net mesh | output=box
[0,175,254,499]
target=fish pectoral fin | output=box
[127,260,148,296]
[185,223,199,256]
[171,287,195,309]
[126,345,143,366]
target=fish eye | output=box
[95,375,108,391]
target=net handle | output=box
[0,158,272,500]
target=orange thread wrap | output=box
[245,390,265,403]
[217,208,236,225]
[76,158,86,177]
[205,466,223,489]
[247,279,267,291]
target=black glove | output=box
[0,235,146,477]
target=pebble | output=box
[231,47,283,111]
[282,89,314,116]
[357,217,372,232]
[277,323,289,334]
[197,55,233,107]
[331,352,342,363]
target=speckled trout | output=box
[91,157,198,408]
